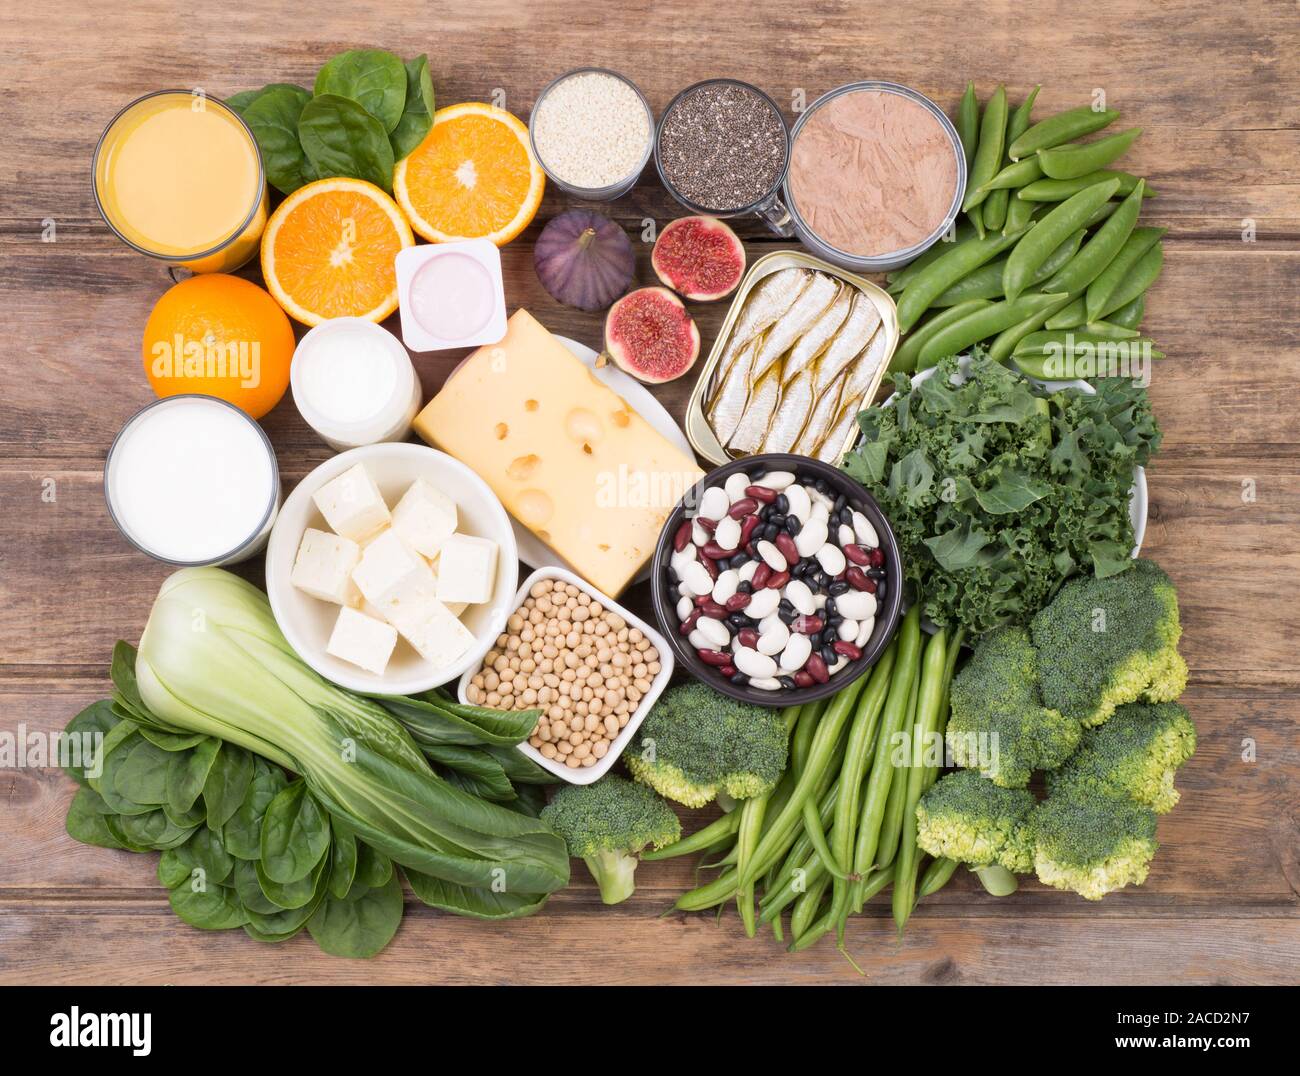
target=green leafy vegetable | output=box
[313,49,407,132]
[390,54,435,159]
[259,780,331,885]
[298,94,395,191]
[308,873,404,958]
[243,86,315,195]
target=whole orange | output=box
[142,274,296,419]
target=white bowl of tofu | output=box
[266,442,518,695]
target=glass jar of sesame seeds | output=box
[528,68,655,200]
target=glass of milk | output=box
[104,395,280,565]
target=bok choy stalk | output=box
[135,567,569,917]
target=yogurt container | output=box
[395,240,507,352]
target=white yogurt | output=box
[106,395,278,564]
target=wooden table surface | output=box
[2,0,1298,985]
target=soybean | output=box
[1041,179,1145,295]
[962,84,1007,212]
[1008,105,1119,160]
[890,299,993,372]
[1018,169,1153,202]
[1002,177,1120,300]
[1086,226,1166,321]
[1038,126,1143,179]
[917,292,1069,368]
[895,227,1028,332]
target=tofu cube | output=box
[290,528,360,604]
[313,464,391,542]
[428,566,468,616]
[400,599,477,668]
[351,530,438,627]
[390,479,458,558]
[435,534,498,605]
[326,606,398,675]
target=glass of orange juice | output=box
[93,90,268,273]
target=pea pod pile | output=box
[890,84,1165,378]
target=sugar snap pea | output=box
[980,87,1038,235]
[956,81,979,169]
[1105,292,1146,329]
[1082,321,1141,340]
[1015,329,1148,354]
[968,202,985,239]
[1017,169,1153,202]
[962,85,1007,212]
[1083,200,1120,228]
[1038,126,1143,179]
[886,220,976,293]
[1093,240,1164,321]
[895,226,1028,332]
[918,292,1069,368]
[982,188,1009,232]
[1008,104,1119,160]
[1012,339,1163,381]
[890,299,993,372]
[978,156,1044,192]
[1086,226,1165,320]
[1041,179,1145,295]
[931,258,1012,306]
[1002,177,1119,300]
[1044,296,1087,330]
[988,295,1074,363]
[1003,194,1038,234]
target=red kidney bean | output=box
[678,609,701,635]
[699,555,719,581]
[744,484,777,504]
[869,547,885,567]
[764,570,790,590]
[774,532,799,564]
[738,515,761,547]
[752,563,772,589]
[725,592,752,612]
[791,614,825,635]
[719,665,737,678]
[673,520,692,553]
[737,628,759,649]
[697,648,731,666]
[727,497,758,519]
[701,541,730,561]
[696,516,717,534]
[698,600,728,619]
[793,670,814,688]
[846,566,872,591]
[806,653,830,684]
[843,543,870,566]
[833,641,863,661]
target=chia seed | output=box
[657,81,787,212]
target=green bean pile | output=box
[645,605,964,959]
[889,84,1166,377]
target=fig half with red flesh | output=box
[651,216,746,301]
[603,286,701,384]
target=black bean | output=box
[833,493,846,513]
[829,580,849,596]
[768,512,786,528]
[737,580,753,594]
[730,672,750,686]
[778,675,797,690]
[827,614,844,628]
[785,516,802,537]
[868,567,886,579]
[839,506,855,526]
[777,608,795,625]
[775,493,789,514]
[814,478,829,493]
[876,581,888,600]
[759,504,774,521]
[778,598,795,614]
[727,613,749,630]
[814,570,831,589]
[825,597,838,616]
[790,560,808,578]
[762,523,779,541]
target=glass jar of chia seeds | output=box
[654,78,794,237]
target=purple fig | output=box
[533,209,635,312]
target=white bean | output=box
[691,519,710,546]
[810,487,835,511]
[693,616,730,648]
[813,592,827,610]
[712,569,740,605]
[687,628,712,650]
[816,543,847,576]
[746,587,781,620]
[748,677,783,691]
[852,511,879,548]
[733,647,777,679]
[785,578,815,615]
[854,616,875,648]
[698,486,729,521]
[794,518,828,559]
[828,656,848,674]
[680,560,713,597]
[756,618,789,655]
[712,515,741,551]
[676,595,694,620]
[837,617,859,641]
[737,559,759,583]
[755,470,796,491]
[756,540,787,571]
[810,500,830,524]
[835,589,878,620]
[838,523,855,546]
[779,633,812,672]
[784,483,811,523]
[724,472,752,502]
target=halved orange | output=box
[261,177,414,326]
[394,102,545,246]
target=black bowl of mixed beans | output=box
[650,453,904,706]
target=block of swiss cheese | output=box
[415,310,704,597]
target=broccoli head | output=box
[540,776,681,904]
[626,683,787,807]
[947,627,1082,786]
[1030,558,1188,728]
[1047,700,1196,813]
[916,770,1036,872]
[1025,790,1158,900]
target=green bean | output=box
[895,225,1029,332]
[893,628,949,932]
[1041,179,1145,296]
[1008,104,1119,160]
[789,866,895,955]
[1038,126,1142,179]
[1002,177,1119,300]
[1105,292,1146,330]
[674,866,738,912]
[759,783,839,920]
[931,258,1011,306]
[916,291,1069,368]
[1044,297,1087,330]
[801,799,849,879]
[790,871,832,939]
[891,300,992,373]
[988,295,1073,363]
[919,856,959,898]
[1003,194,1038,234]
[956,81,979,169]
[886,221,977,293]
[641,807,740,861]
[875,659,922,869]
[789,698,824,776]
[978,156,1043,192]
[1085,226,1165,321]
[849,604,922,911]
[1092,240,1164,322]
[1017,169,1153,202]
[962,85,1007,212]
[1012,339,1162,380]
[735,792,769,937]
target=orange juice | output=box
[93,90,267,272]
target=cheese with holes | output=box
[414,310,703,596]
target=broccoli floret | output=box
[1025,791,1158,900]
[1030,558,1188,727]
[625,683,787,807]
[916,770,1036,873]
[540,776,681,904]
[1047,700,1196,813]
[946,627,1082,786]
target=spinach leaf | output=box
[256,849,328,910]
[313,49,407,132]
[327,826,358,899]
[225,82,309,116]
[244,85,316,195]
[354,840,393,888]
[298,94,395,192]
[405,870,551,919]
[173,826,235,885]
[117,808,197,850]
[93,731,157,816]
[112,738,172,805]
[222,756,288,860]
[66,787,128,850]
[169,880,248,930]
[138,726,207,752]
[166,736,220,815]
[260,780,332,884]
[389,54,435,160]
[308,872,404,958]
[202,744,254,830]
[242,872,325,939]
[61,701,120,786]
[232,859,281,916]
[158,848,191,889]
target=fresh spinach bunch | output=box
[61,643,558,958]
[228,49,434,195]
[843,352,1162,638]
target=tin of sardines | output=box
[686,250,899,467]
